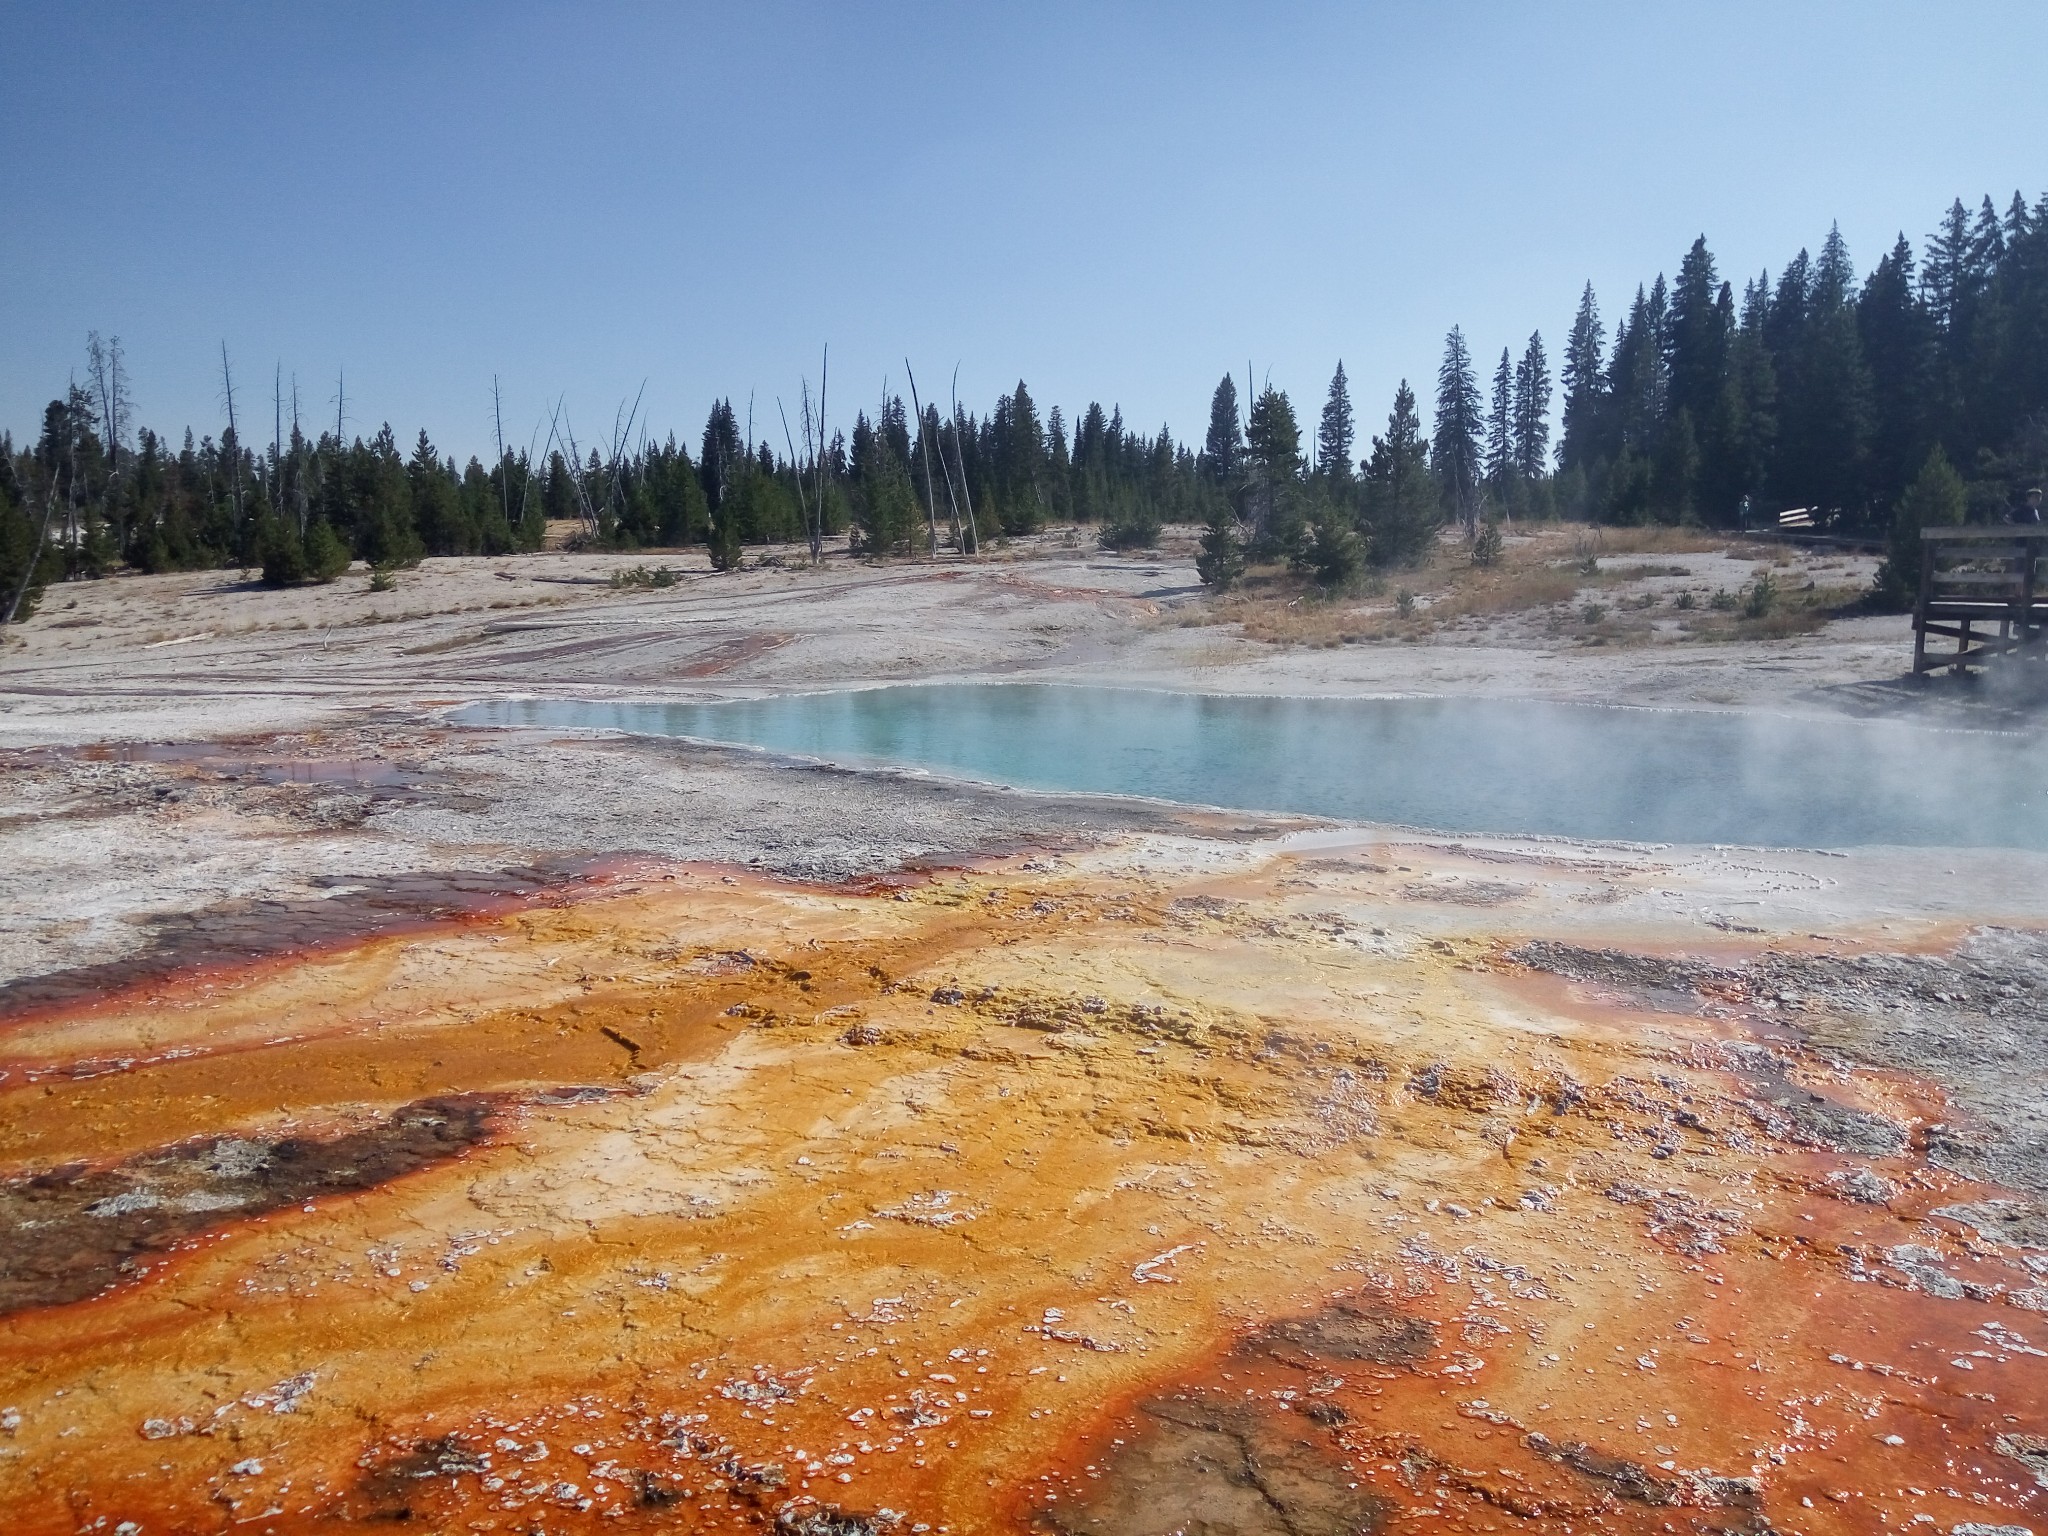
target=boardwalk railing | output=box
[1914,526,2048,675]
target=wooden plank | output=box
[1921,596,2048,609]
[1921,526,2048,542]
[1920,607,2048,622]
[1932,573,2029,589]
[1926,627,2047,654]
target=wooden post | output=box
[1913,535,1934,675]
[2023,534,2040,659]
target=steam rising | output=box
[458,686,2048,850]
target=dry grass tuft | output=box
[1173,524,1862,650]
[1564,526,1745,559]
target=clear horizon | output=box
[6,1,2042,464]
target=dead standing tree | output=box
[490,380,546,544]
[2,465,57,627]
[774,393,806,561]
[903,358,941,558]
[545,401,601,539]
[543,384,646,545]
[950,366,980,556]
[272,364,284,507]
[86,332,130,477]
[601,384,646,530]
[813,345,829,565]
[289,375,309,535]
[926,365,965,552]
[219,344,244,540]
[799,379,822,564]
[492,377,515,538]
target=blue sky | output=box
[5,2,2042,463]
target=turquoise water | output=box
[454,685,2048,849]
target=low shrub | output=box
[611,564,680,590]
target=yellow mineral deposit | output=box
[2,837,2044,1535]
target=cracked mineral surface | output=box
[2,804,2046,1534]
[1,550,2045,1534]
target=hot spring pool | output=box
[453,685,2048,850]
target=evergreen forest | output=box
[6,187,2045,620]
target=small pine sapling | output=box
[1472,519,1504,566]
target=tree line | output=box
[5,185,2043,620]
[0,355,1228,619]
[1190,185,2048,591]
[1549,191,2048,534]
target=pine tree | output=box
[1202,375,1243,485]
[1872,445,1966,606]
[354,423,421,568]
[304,517,350,581]
[1432,328,1484,533]
[408,430,469,554]
[1652,407,1699,522]
[699,399,743,530]
[1857,233,1938,513]
[1559,284,1607,473]
[997,381,1046,534]
[1776,227,1872,518]
[1922,198,1973,330]
[1044,405,1073,522]
[1696,282,1775,525]
[1316,362,1355,481]
[1302,494,1363,588]
[1607,285,1665,455]
[1069,401,1108,522]
[849,406,919,556]
[1665,237,1728,429]
[1,432,58,623]
[1362,381,1440,566]
[1767,250,1813,356]
[1512,332,1551,482]
[1485,348,1514,488]
[1968,196,2006,284]
[1244,384,1303,556]
[1814,223,1857,310]
[2004,190,2033,248]
[1195,501,1244,590]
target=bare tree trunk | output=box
[903,359,941,558]
[931,365,964,550]
[557,407,600,536]
[493,376,514,535]
[272,364,283,506]
[3,473,58,627]
[814,345,828,566]
[604,383,645,531]
[291,375,308,534]
[64,414,79,556]
[88,332,129,477]
[220,344,243,536]
[108,336,127,473]
[88,333,115,475]
[951,368,979,557]
[799,381,820,565]
[778,396,810,557]
[514,415,544,539]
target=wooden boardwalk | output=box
[1914,526,2048,674]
